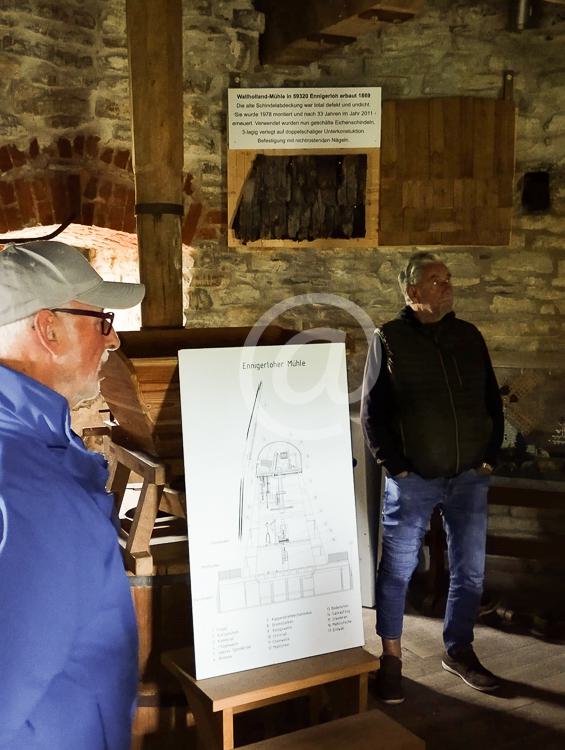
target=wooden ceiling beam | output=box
[358,7,415,21]
[256,0,422,65]
[256,0,388,64]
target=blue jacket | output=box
[0,365,138,750]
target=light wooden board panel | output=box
[379,97,516,246]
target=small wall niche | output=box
[521,170,550,212]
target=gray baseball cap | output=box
[0,240,145,326]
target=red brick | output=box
[85,135,100,158]
[14,179,35,222]
[0,180,16,205]
[37,201,55,226]
[32,177,50,203]
[4,204,23,231]
[8,145,26,168]
[206,209,225,225]
[0,146,13,173]
[93,204,107,227]
[73,135,85,156]
[108,203,125,230]
[113,149,130,170]
[67,174,81,217]
[29,138,40,160]
[113,183,127,204]
[100,148,113,164]
[57,137,72,158]
[196,226,217,241]
[122,189,136,233]
[126,188,135,211]
[98,179,113,200]
[81,202,94,226]
[123,211,136,234]
[83,176,98,200]
[50,175,69,222]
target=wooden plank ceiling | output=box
[254,0,425,65]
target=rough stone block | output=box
[95,97,124,119]
[111,123,132,144]
[99,52,128,72]
[232,9,264,33]
[490,252,553,275]
[102,34,126,49]
[190,287,213,311]
[184,71,212,95]
[491,295,538,314]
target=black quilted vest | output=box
[379,310,493,478]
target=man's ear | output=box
[33,309,61,355]
[407,284,419,303]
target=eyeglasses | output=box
[50,308,115,336]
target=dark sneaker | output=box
[442,646,500,692]
[370,654,405,704]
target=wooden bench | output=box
[238,709,425,749]
[162,647,379,750]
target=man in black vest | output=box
[361,251,504,703]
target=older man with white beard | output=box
[0,241,145,750]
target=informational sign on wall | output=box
[179,343,364,679]
[228,87,381,150]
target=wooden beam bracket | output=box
[502,70,514,101]
[358,8,415,22]
[306,32,356,46]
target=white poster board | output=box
[178,343,364,679]
[228,87,381,150]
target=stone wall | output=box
[180,0,565,393]
[2,0,564,395]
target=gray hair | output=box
[398,251,442,303]
[0,314,35,357]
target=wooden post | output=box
[126,0,184,328]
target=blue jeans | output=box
[376,469,490,654]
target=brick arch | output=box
[0,136,203,244]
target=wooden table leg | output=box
[357,673,368,712]
[219,707,235,750]
[179,682,223,750]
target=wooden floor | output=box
[363,608,565,750]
